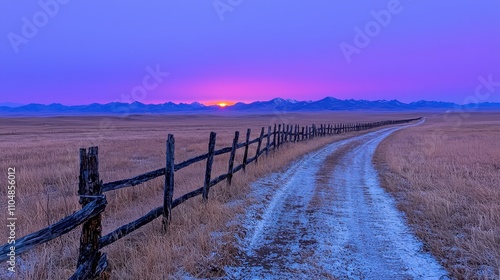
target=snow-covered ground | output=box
[226,120,449,279]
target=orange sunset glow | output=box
[205,101,236,107]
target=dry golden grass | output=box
[375,112,500,280]
[0,112,423,279]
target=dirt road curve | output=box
[226,121,449,279]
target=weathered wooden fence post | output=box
[242,129,251,171]
[202,132,216,201]
[277,124,281,148]
[285,125,289,142]
[281,123,285,144]
[255,127,264,163]
[227,131,239,185]
[287,125,291,142]
[266,126,271,155]
[76,147,107,278]
[163,134,175,231]
[282,123,286,143]
[273,124,278,150]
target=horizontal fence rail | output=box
[0,117,421,279]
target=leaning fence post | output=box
[202,132,216,201]
[242,129,251,171]
[255,127,264,163]
[227,131,239,185]
[77,147,107,278]
[163,134,175,231]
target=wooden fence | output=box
[0,117,421,279]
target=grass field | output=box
[375,112,500,279]
[0,112,423,279]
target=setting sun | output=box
[204,101,236,107]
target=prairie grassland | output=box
[375,112,500,280]
[0,112,421,279]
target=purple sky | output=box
[1,1,500,105]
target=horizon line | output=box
[0,96,481,108]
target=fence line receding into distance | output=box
[0,117,421,279]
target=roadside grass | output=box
[375,112,500,280]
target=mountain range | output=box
[1,97,499,116]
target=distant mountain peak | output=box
[270,97,299,104]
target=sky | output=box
[1,1,500,106]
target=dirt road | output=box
[226,122,448,279]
